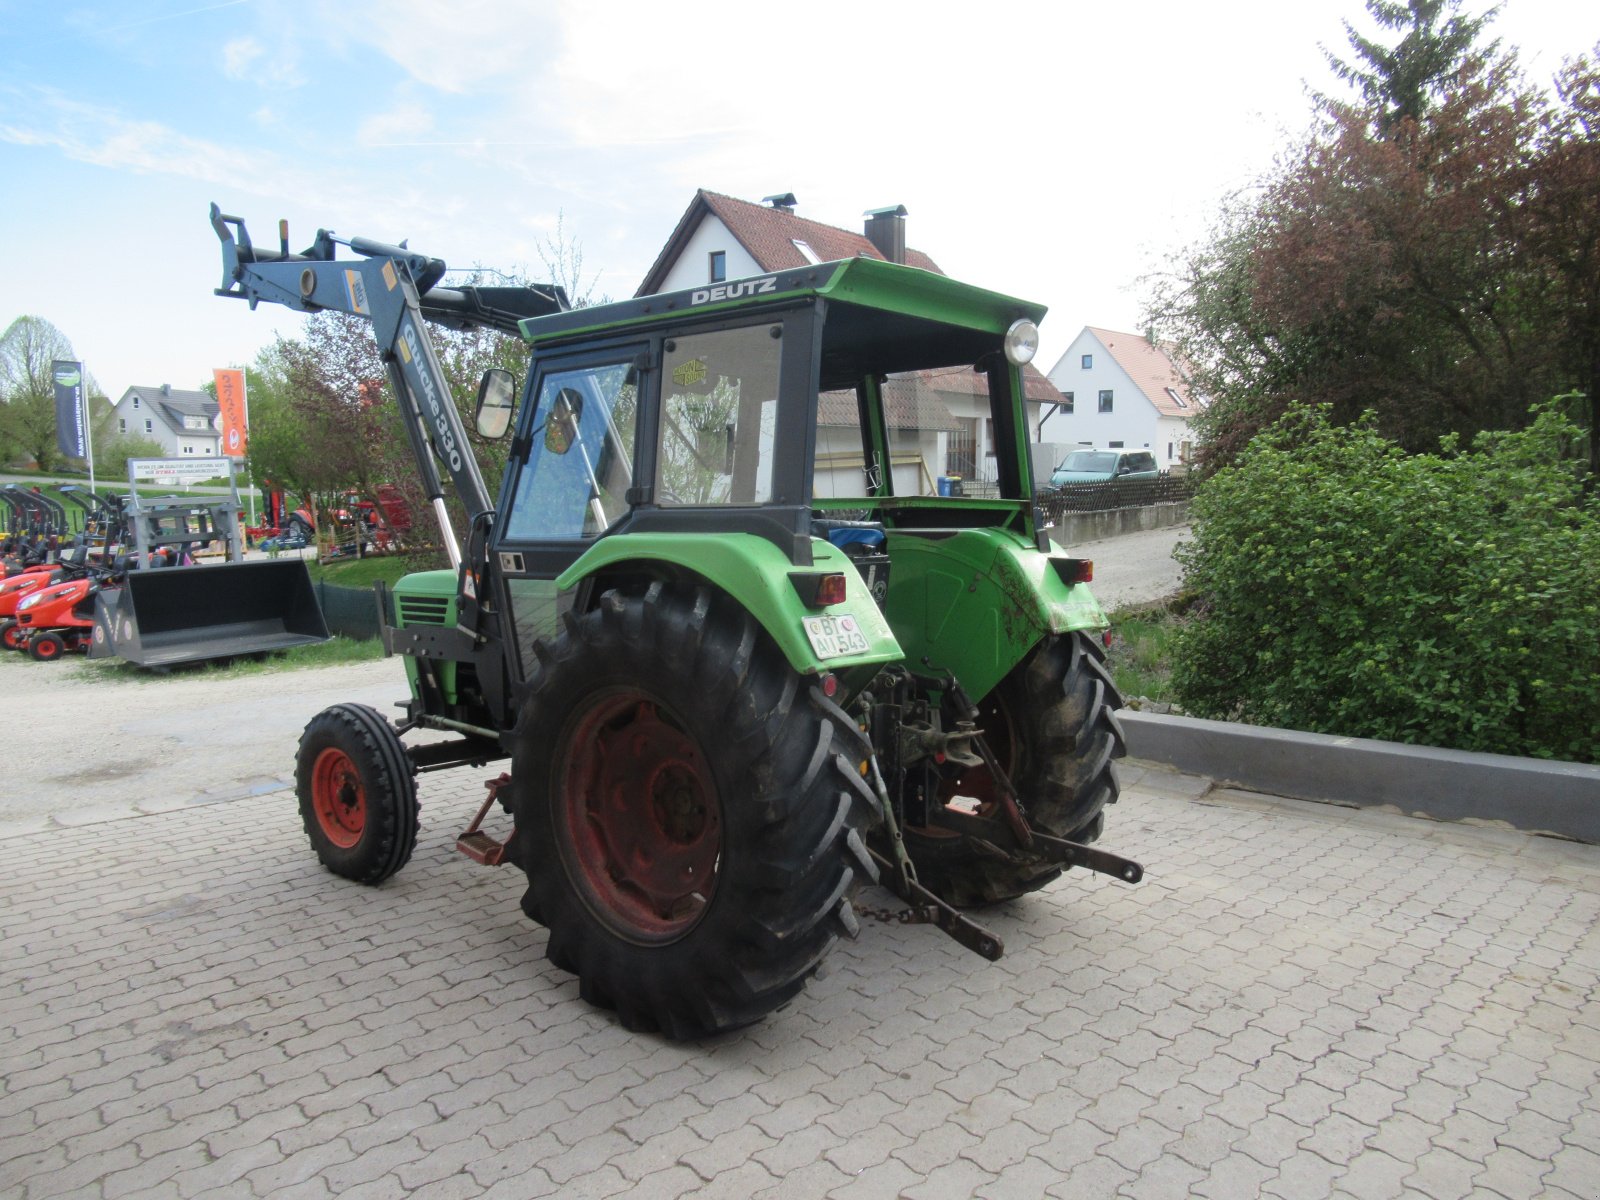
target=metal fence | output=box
[1037,471,1196,519]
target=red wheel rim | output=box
[2,626,23,650]
[311,747,366,849]
[34,636,60,660]
[558,689,721,943]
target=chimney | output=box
[863,205,908,264]
[763,192,798,214]
[160,383,171,396]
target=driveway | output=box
[1,651,1596,1198]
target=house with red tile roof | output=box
[639,190,1064,495]
[1043,327,1200,471]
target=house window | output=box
[145,419,153,432]
[1098,390,1113,413]
[118,418,126,433]
[1165,386,1187,409]
[132,396,140,408]
[1061,391,1074,414]
[709,251,726,283]
[791,239,821,265]
[984,418,996,457]
[183,445,193,454]
[1168,443,1174,461]
[1081,354,1092,369]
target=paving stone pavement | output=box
[3,760,1598,1199]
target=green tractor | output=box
[212,204,1139,1039]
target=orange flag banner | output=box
[214,368,248,458]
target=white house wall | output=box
[655,218,764,293]
[1045,329,1192,469]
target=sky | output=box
[1,0,1591,408]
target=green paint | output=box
[556,532,903,676]
[393,569,459,703]
[881,528,1107,700]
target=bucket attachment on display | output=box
[89,560,329,667]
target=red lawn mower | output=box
[6,550,145,662]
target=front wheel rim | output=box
[558,689,721,943]
[311,747,366,848]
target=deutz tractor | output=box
[211,203,1139,1039]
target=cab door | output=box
[492,346,648,682]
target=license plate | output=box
[802,613,870,661]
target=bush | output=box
[1173,403,1600,763]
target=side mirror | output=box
[474,368,517,439]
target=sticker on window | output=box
[672,358,708,389]
[802,613,870,661]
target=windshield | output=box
[1059,451,1117,473]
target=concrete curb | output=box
[1120,709,1600,844]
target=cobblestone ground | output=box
[3,762,1597,1199]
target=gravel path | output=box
[1075,523,1190,612]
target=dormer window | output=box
[709,251,726,283]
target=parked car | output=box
[1049,448,1160,487]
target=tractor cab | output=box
[478,258,1092,712]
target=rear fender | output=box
[556,533,903,678]
[882,527,1109,701]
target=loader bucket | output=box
[89,560,329,667]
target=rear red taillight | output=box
[1052,558,1094,586]
[790,571,849,608]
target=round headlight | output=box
[1004,319,1040,366]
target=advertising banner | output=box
[128,457,232,486]
[53,360,86,459]
[214,368,248,457]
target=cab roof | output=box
[518,257,1047,348]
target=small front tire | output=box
[295,703,418,884]
[28,631,65,662]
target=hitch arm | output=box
[866,848,1005,961]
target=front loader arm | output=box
[210,203,567,563]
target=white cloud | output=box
[358,99,437,147]
[221,36,262,80]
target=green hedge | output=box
[1173,404,1600,763]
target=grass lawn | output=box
[1105,599,1187,708]
[303,553,419,588]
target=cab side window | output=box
[504,360,638,541]
[657,326,780,506]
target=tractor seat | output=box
[810,518,886,552]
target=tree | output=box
[0,316,77,472]
[1324,0,1499,133]
[1526,50,1600,477]
[1149,12,1598,472]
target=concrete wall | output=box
[1121,710,1600,844]
[1047,500,1190,546]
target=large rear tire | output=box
[512,583,880,1040]
[295,703,418,884]
[904,631,1126,907]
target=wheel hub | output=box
[562,693,721,941]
